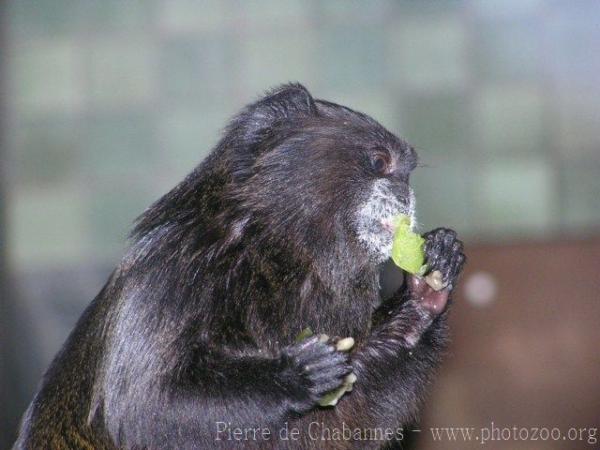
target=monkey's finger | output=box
[305,352,349,373]
[311,365,353,390]
[344,373,357,392]
[287,335,320,356]
[335,337,355,352]
[299,343,341,366]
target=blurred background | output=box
[1,1,599,448]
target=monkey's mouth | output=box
[380,213,415,235]
[380,217,398,235]
[355,180,416,261]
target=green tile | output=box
[475,159,557,234]
[10,187,90,268]
[560,159,600,229]
[323,88,399,132]
[238,0,310,28]
[547,5,600,84]
[556,90,600,159]
[161,37,234,102]
[475,85,545,160]
[11,117,82,188]
[10,0,156,37]
[472,0,542,19]
[86,182,153,259]
[159,0,229,33]
[318,26,386,91]
[396,0,464,15]
[81,0,157,32]
[10,39,83,114]
[318,0,392,23]
[412,158,474,235]
[81,112,159,178]
[474,19,543,82]
[159,105,234,178]
[240,31,318,96]
[87,38,157,108]
[387,15,467,91]
[9,0,85,37]
[400,93,470,157]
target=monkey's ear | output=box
[229,83,317,148]
[254,83,317,119]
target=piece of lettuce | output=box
[294,328,356,407]
[390,215,427,275]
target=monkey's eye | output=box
[370,149,392,175]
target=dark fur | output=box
[15,84,464,449]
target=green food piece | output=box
[295,327,314,342]
[318,373,357,407]
[318,384,348,407]
[294,329,356,407]
[390,215,427,275]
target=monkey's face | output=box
[241,120,418,266]
[354,176,416,264]
[348,141,418,264]
[229,88,418,267]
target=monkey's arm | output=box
[281,228,464,449]
[338,283,450,429]
[113,288,442,450]
[106,229,462,449]
[107,334,352,449]
[279,284,449,450]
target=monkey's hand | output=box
[370,227,465,349]
[409,227,466,313]
[391,227,464,347]
[279,335,353,414]
[331,229,465,433]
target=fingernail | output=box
[336,337,355,352]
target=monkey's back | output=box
[14,288,116,450]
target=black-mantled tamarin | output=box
[15,84,465,449]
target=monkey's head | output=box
[220,84,418,270]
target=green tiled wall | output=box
[6,0,600,269]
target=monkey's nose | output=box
[380,218,397,233]
[390,183,411,207]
